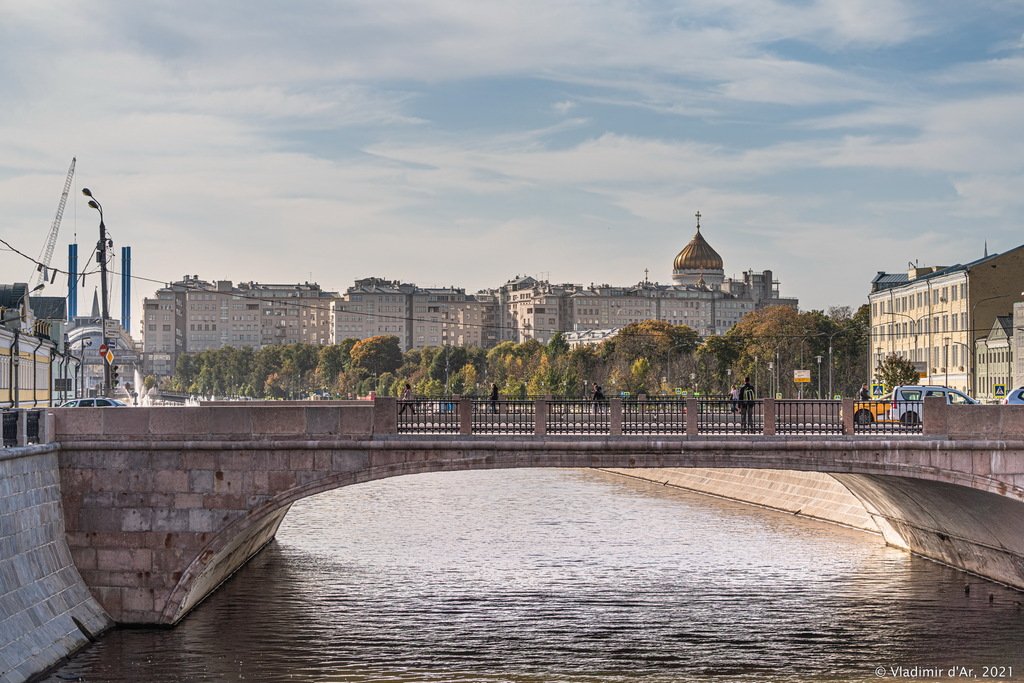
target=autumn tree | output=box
[876,354,919,392]
[349,335,403,377]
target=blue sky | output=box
[2,0,1024,328]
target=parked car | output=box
[59,398,127,407]
[884,385,977,425]
[1002,387,1024,405]
[851,392,892,424]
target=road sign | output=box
[994,384,1006,398]
[674,387,683,395]
[793,370,811,383]
[103,320,119,337]
[105,350,115,364]
[98,343,108,357]
[871,384,884,397]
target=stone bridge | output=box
[53,398,1024,626]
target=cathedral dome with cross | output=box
[672,211,725,288]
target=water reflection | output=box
[45,469,1024,682]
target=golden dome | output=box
[673,224,723,272]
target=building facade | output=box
[142,276,337,377]
[140,215,797,375]
[868,244,1024,396]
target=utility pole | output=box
[83,188,112,396]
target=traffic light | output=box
[111,365,120,389]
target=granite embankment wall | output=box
[604,467,881,533]
[0,445,112,683]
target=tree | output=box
[547,332,569,359]
[316,344,349,388]
[629,357,653,394]
[876,354,919,392]
[349,336,403,376]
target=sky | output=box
[2,0,1024,330]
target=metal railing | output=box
[623,398,686,434]
[390,397,932,437]
[546,400,610,434]
[25,410,40,444]
[472,399,535,434]
[2,411,16,447]
[397,399,460,434]
[776,400,842,435]
[698,399,759,434]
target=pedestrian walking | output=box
[489,383,499,414]
[592,384,606,413]
[399,383,416,415]
[739,377,756,433]
[859,383,871,400]
[729,384,740,414]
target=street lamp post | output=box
[815,355,822,398]
[82,188,112,396]
[943,337,950,387]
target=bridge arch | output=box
[157,440,1024,626]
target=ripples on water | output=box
[45,469,1024,682]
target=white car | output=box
[885,385,977,425]
[59,398,127,407]
[1002,387,1024,405]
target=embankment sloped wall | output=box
[0,446,112,683]
[605,467,880,532]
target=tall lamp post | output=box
[943,337,950,387]
[82,188,112,397]
[815,355,822,398]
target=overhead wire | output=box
[0,234,1009,343]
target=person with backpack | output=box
[738,377,757,433]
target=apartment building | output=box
[868,244,1024,395]
[142,276,337,376]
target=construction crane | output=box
[32,157,76,287]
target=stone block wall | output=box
[0,446,112,683]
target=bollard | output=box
[842,398,855,435]
[373,397,398,435]
[762,399,776,436]
[610,398,623,436]
[535,399,547,436]
[16,410,28,446]
[459,398,473,435]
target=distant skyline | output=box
[2,1,1024,326]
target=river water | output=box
[45,469,1024,682]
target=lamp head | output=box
[81,188,92,197]
[88,200,99,210]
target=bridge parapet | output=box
[54,404,377,442]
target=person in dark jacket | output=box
[489,383,500,414]
[738,377,756,433]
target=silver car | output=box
[884,385,978,425]
[1002,387,1024,405]
[59,398,127,407]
